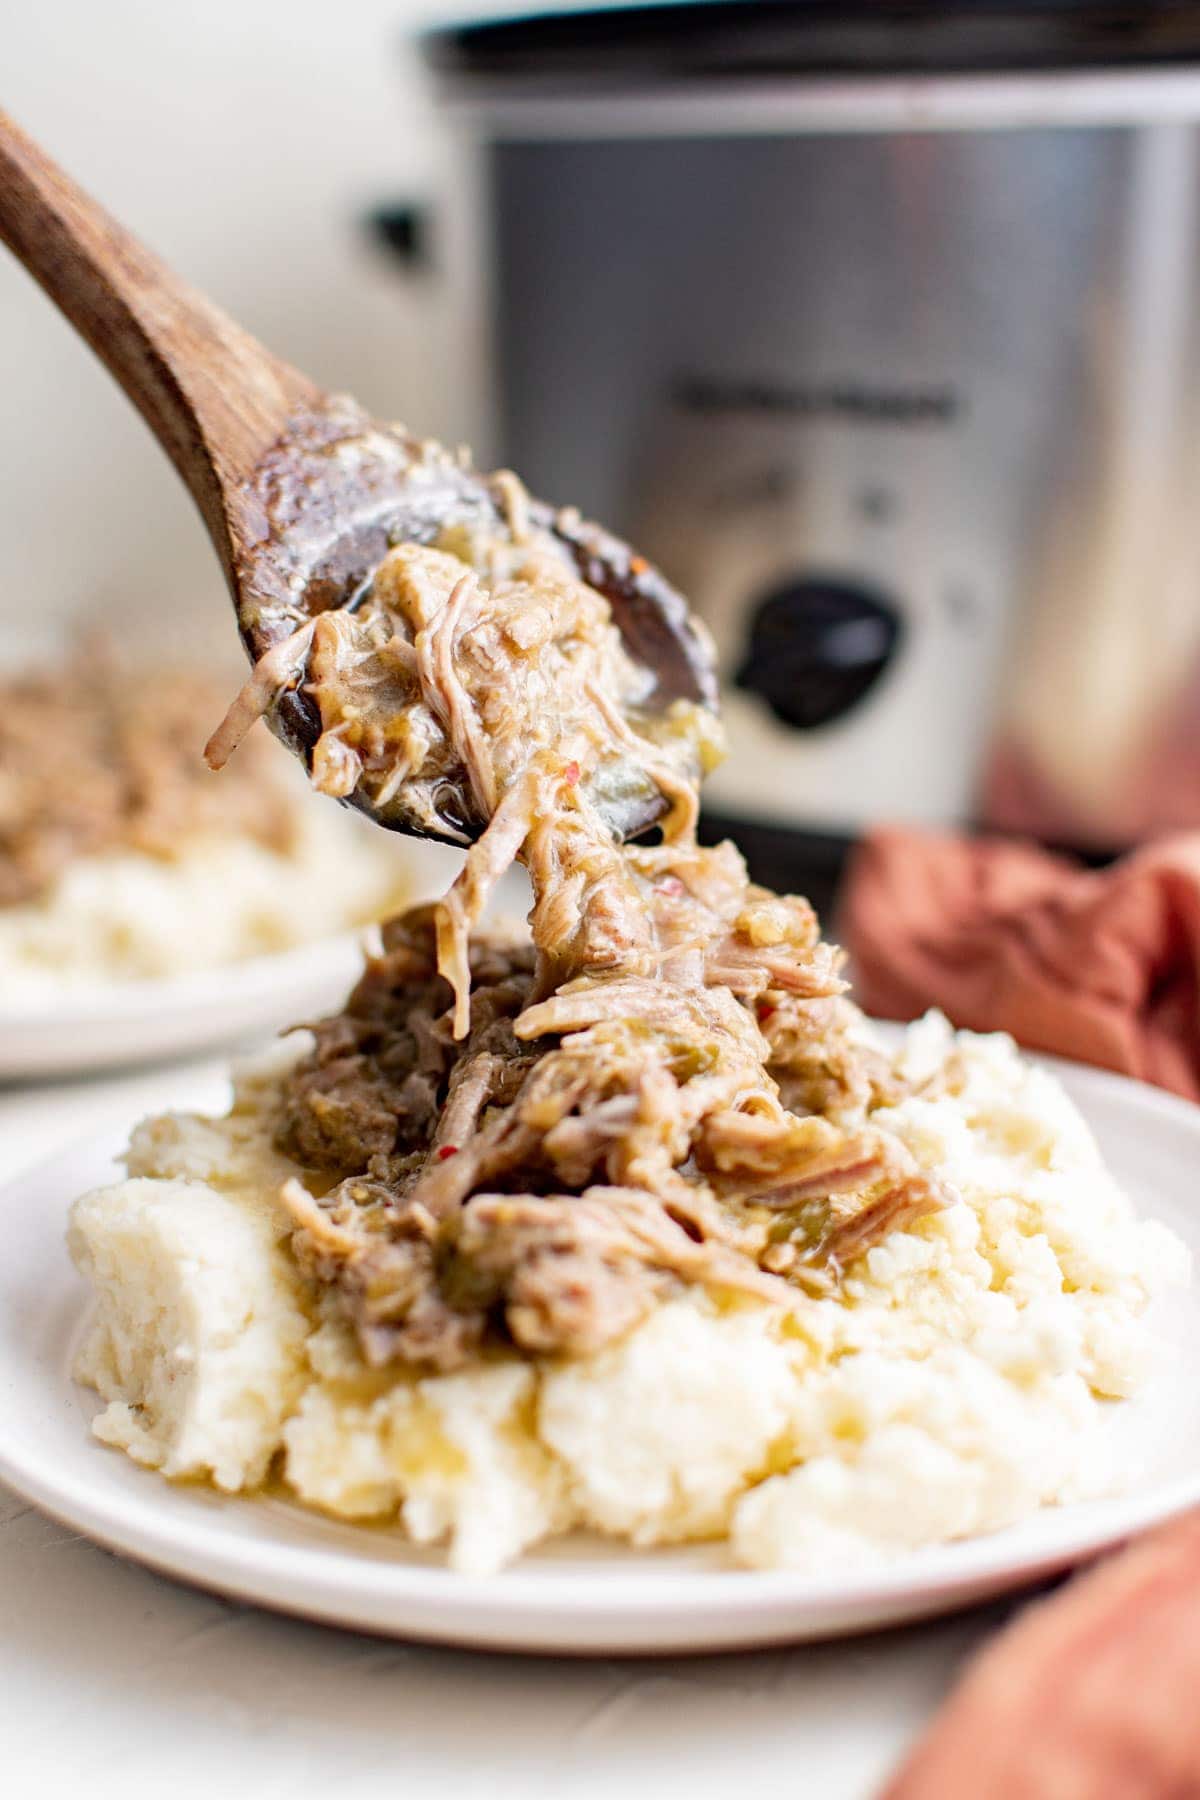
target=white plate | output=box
[0,931,373,1079]
[0,853,522,1081]
[1,1057,1198,1655]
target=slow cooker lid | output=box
[425,2,1200,86]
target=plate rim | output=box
[0,922,372,1025]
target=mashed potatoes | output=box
[68,1019,1188,1574]
[0,804,423,1001]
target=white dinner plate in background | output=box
[0,929,374,1080]
[0,860,530,1082]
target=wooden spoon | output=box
[0,109,716,846]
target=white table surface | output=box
[0,1048,1025,1800]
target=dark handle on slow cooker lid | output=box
[362,199,433,269]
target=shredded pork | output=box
[218,486,950,1368]
[0,651,295,908]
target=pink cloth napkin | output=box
[839,828,1200,1101]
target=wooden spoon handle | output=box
[0,109,318,572]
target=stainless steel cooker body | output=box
[432,48,1200,847]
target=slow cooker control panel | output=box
[734,576,903,731]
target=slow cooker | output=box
[421,2,1200,892]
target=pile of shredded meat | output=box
[0,650,294,907]
[216,488,951,1369]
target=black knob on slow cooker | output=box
[734,577,902,730]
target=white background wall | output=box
[1,0,538,667]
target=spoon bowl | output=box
[237,395,716,845]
